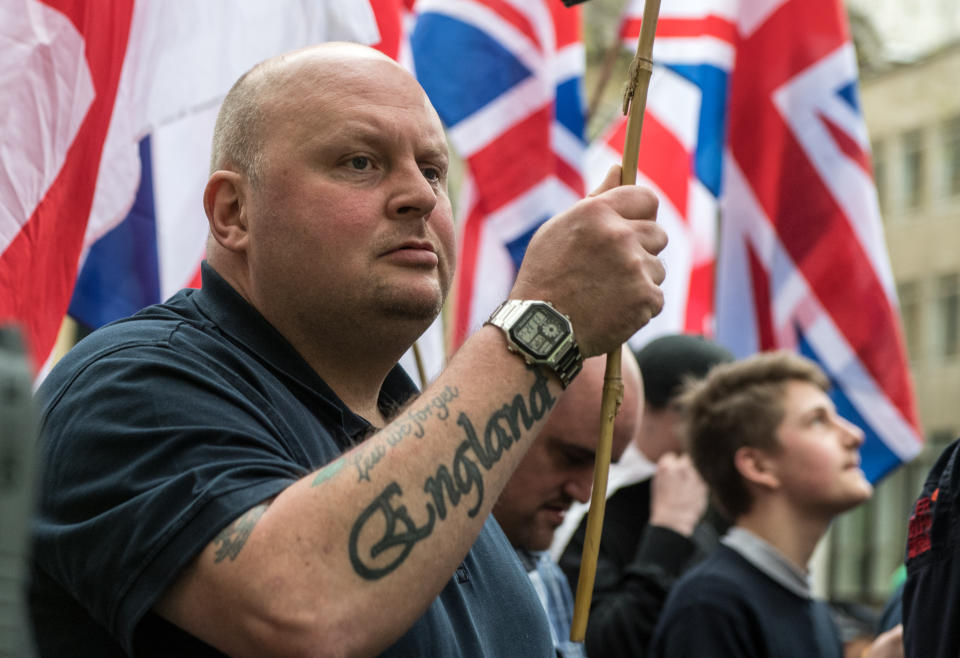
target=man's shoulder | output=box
[38,295,222,403]
[668,545,762,603]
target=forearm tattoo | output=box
[348,368,555,579]
[213,503,268,563]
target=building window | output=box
[903,129,925,209]
[898,281,921,361]
[935,273,959,358]
[945,115,960,197]
[872,140,887,214]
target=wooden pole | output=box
[570,0,662,642]
[411,341,428,390]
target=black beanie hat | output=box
[634,334,734,408]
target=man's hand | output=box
[649,453,709,537]
[860,625,903,658]
[510,165,667,357]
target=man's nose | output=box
[838,416,865,448]
[564,470,594,504]
[387,163,437,220]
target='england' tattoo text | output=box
[348,369,555,579]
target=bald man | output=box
[29,43,667,657]
[494,350,642,658]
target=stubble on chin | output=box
[373,283,445,323]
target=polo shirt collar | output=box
[191,262,417,439]
[722,526,812,599]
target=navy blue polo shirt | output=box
[30,263,553,657]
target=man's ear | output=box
[733,446,780,491]
[204,170,249,253]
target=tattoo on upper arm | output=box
[308,386,463,488]
[312,457,346,486]
[348,368,555,579]
[354,384,461,484]
[213,503,268,563]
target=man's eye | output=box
[422,167,441,182]
[350,156,370,170]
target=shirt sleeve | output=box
[33,342,323,654]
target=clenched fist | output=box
[509,165,667,358]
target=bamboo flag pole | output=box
[411,341,428,390]
[570,0,663,642]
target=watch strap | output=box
[486,300,583,388]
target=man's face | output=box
[494,376,635,551]
[767,380,873,517]
[243,55,455,334]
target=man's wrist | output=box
[485,300,583,388]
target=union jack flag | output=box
[410,0,587,348]
[587,0,736,345]
[1,0,393,372]
[715,0,923,479]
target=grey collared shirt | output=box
[722,526,812,599]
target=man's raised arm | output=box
[156,166,667,657]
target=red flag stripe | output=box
[605,114,690,219]
[820,112,874,178]
[453,202,486,347]
[746,242,777,351]
[684,261,714,335]
[481,0,541,49]
[0,0,134,367]
[369,0,405,60]
[466,106,554,213]
[621,15,738,45]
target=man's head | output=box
[203,43,455,356]
[632,334,733,461]
[494,348,642,551]
[682,350,872,521]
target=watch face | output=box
[511,305,568,358]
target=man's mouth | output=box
[382,240,438,266]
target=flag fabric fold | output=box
[714,0,922,479]
[410,0,587,349]
[2,0,381,370]
[586,0,738,348]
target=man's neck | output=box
[735,502,830,570]
[209,259,426,424]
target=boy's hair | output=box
[680,350,829,519]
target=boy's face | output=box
[768,380,873,517]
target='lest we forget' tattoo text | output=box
[349,368,554,579]
[210,369,554,576]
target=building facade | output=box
[825,39,960,607]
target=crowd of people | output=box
[24,42,955,657]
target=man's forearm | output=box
[157,326,562,657]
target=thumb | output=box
[588,165,624,197]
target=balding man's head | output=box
[209,43,409,185]
[201,42,454,360]
[494,347,642,551]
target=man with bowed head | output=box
[493,348,642,657]
[29,43,668,657]
[554,334,735,658]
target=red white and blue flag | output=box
[587,0,737,346]
[715,0,922,479]
[410,0,588,348]
[1,0,383,371]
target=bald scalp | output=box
[209,42,409,183]
[548,346,642,451]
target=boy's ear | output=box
[733,446,780,491]
[204,170,249,253]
